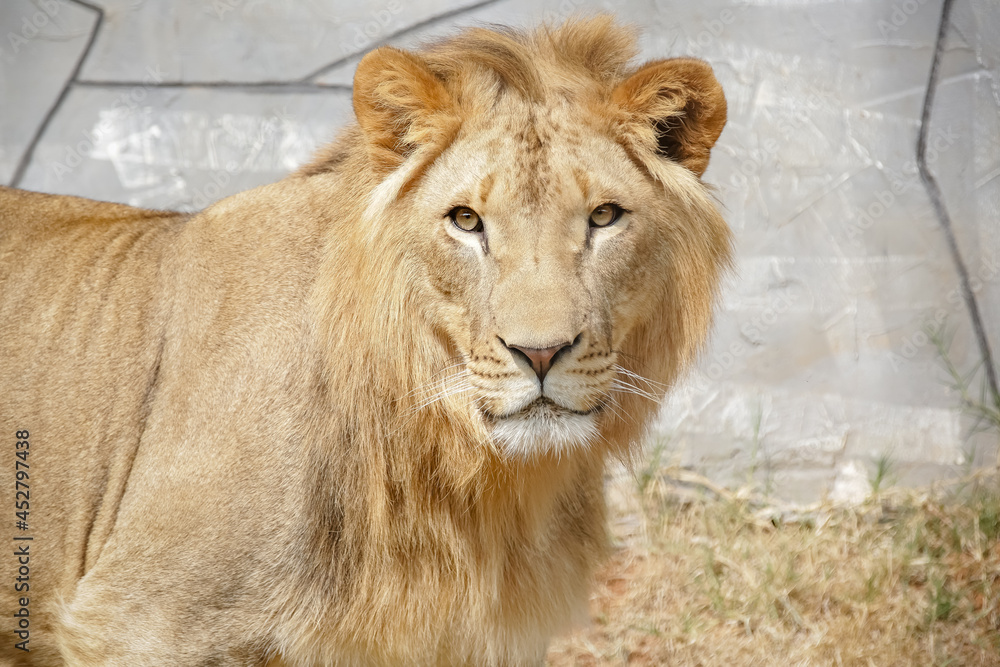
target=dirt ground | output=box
[546,467,1000,667]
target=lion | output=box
[0,16,730,666]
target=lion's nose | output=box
[502,339,575,383]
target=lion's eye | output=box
[589,203,623,228]
[448,207,483,233]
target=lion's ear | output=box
[353,47,458,175]
[611,58,726,177]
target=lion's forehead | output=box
[429,107,642,219]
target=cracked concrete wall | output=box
[1,0,997,502]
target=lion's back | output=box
[0,187,186,663]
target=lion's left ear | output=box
[353,47,459,175]
[611,58,726,177]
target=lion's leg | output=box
[53,562,262,666]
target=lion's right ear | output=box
[353,47,459,175]
[611,58,726,178]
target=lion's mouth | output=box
[482,396,599,422]
[482,397,601,457]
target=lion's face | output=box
[411,101,673,456]
[348,24,731,459]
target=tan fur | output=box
[0,17,731,666]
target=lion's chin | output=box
[488,399,599,458]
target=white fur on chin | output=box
[491,406,598,458]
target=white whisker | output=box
[405,363,469,399]
[612,364,668,393]
[601,394,632,425]
[411,381,474,414]
[611,379,659,402]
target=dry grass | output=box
[546,465,1000,666]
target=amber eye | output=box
[589,203,624,228]
[448,207,483,233]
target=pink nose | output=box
[504,341,572,382]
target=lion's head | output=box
[303,16,731,468]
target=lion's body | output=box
[0,190,187,664]
[0,17,730,666]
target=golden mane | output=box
[277,18,731,662]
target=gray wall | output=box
[2,0,997,501]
